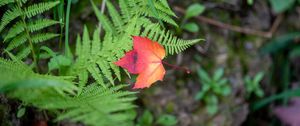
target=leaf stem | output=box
[16,1,38,72]
[162,61,190,74]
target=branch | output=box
[174,6,283,38]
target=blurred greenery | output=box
[195,68,231,115]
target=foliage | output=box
[269,0,296,13]
[184,4,205,19]
[137,110,154,126]
[180,3,205,33]
[0,57,137,126]
[259,32,300,112]
[69,0,203,90]
[0,0,60,60]
[195,68,231,115]
[247,0,254,5]
[156,114,178,126]
[182,23,199,33]
[251,88,300,111]
[137,110,178,126]
[0,0,201,125]
[244,72,265,98]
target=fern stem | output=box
[16,1,39,72]
[64,0,72,58]
[98,0,107,35]
[58,0,65,50]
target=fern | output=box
[0,58,77,94]
[91,0,203,55]
[52,85,136,126]
[70,26,119,87]
[0,58,136,126]
[69,0,203,88]
[0,0,59,60]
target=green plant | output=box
[0,0,202,125]
[244,72,265,98]
[251,88,300,111]
[195,68,231,115]
[156,114,178,126]
[0,0,60,64]
[136,110,178,126]
[179,3,205,33]
[247,0,254,5]
[269,0,298,13]
[137,110,154,126]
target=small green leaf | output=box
[206,104,218,115]
[197,68,211,83]
[182,22,199,32]
[195,91,205,100]
[213,68,224,81]
[17,108,26,118]
[254,72,264,84]
[205,94,218,105]
[221,86,231,96]
[185,3,205,19]
[247,0,254,5]
[255,89,264,98]
[269,0,295,13]
[156,114,178,126]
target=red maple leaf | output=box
[115,36,166,89]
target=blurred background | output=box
[1,0,300,126]
[132,0,300,126]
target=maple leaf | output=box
[115,36,166,89]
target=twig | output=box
[174,6,282,38]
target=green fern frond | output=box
[91,0,115,34]
[154,0,177,17]
[119,0,131,21]
[53,85,136,126]
[0,0,59,60]
[0,58,76,94]
[91,28,101,55]
[6,33,27,51]
[106,1,124,32]
[133,0,178,27]
[71,26,117,88]
[87,64,106,88]
[140,23,204,55]
[0,0,15,8]
[28,19,59,32]
[4,21,25,41]
[24,1,60,18]
[0,6,22,32]
[31,33,59,43]
[16,47,31,60]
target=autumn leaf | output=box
[115,36,166,89]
